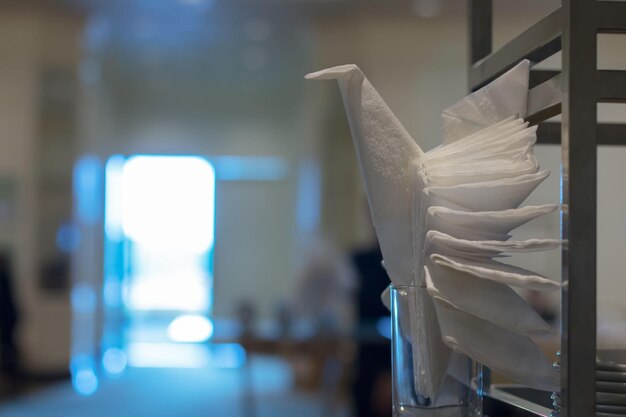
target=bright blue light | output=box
[210,343,246,368]
[71,283,97,314]
[126,343,246,369]
[121,156,215,253]
[103,280,122,308]
[104,155,125,242]
[296,159,321,232]
[84,15,110,50]
[56,222,81,253]
[70,355,99,396]
[102,348,127,376]
[179,0,214,5]
[125,268,211,311]
[213,156,288,181]
[128,343,210,368]
[376,316,392,340]
[73,369,99,396]
[167,315,214,343]
[73,156,102,225]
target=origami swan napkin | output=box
[307,60,561,397]
[306,65,423,287]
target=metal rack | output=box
[468,1,626,416]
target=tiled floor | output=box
[0,356,350,417]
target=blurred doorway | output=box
[103,155,216,370]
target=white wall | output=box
[0,6,83,371]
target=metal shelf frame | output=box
[468,1,626,416]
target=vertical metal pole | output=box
[468,0,493,394]
[468,0,492,65]
[560,0,597,416]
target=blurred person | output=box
[290,236,355,414]
[293,236,356,334]
[0,252,18,376]
[237,300,258,340]
[350,240,392,417]
[348,198,391,417]
[526,289,557,324]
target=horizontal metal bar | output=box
[537,122,626,145]
[485,386,551,417]
[597,70,626,102]
[469,8,562,89]
[597,123,626,146]
[526,74,562,125]
[597,1,626,34]
[530,69,560,89]
[536,123,560,145]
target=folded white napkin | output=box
[424,265,552,336]
[424,170,551,212]
[426,230,561,257]
[307,59,561,398]
[430,254,561,292]
[427,216,512,241]
[441,60,530,145]
[427,205,558,235]
[431,293,560,392]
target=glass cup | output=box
[390,285,483,417]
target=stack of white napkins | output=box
[306,60,561,397]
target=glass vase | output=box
[390,285,483,417]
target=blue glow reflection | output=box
[102,348,128,376]
[74,370,99,396]
[376,316,392,340]
[73,156,102,225]
[104,155,125,242]
[71,283,97,315]
[70,355,99,396]
[212,156,288,181]
[167,315,214,343]
[127,343,246,369]
[56,222,81,253]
